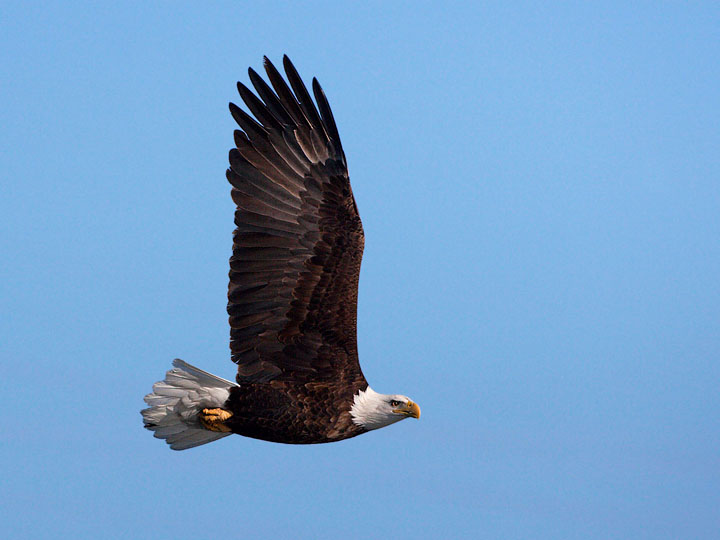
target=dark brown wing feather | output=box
[227,56,366,389]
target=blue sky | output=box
[2,2,719,538]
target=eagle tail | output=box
[141,359,237,450]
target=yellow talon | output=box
[200,408,233,432]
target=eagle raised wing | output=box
[226,56,366,388]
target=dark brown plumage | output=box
[224,56,368,443]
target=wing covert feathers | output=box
[227,56,365,388]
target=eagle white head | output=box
[350,386,421,430]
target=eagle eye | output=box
[390,400,400,407]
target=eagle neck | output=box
[349,386,403,430]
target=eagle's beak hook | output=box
[403,400,421,419]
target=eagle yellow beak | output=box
[394,400,421,419]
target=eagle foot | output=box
[200,408,233,432]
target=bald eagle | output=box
[141,56,420,450]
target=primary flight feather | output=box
[141,56,420,450]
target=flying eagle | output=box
[141,56,420,450]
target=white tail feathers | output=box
[141,359,237,451]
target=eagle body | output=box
[142,56,419,450]
[225,381,366,444]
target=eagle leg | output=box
[200,408,233,432]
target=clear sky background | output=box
[2,2,719,539]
